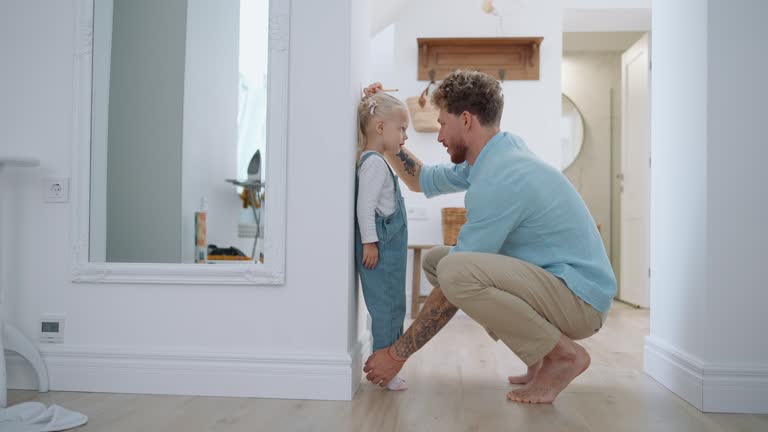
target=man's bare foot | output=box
[506,335,590,404]
[507,361,542,385]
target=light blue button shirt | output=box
[419,132,617,313]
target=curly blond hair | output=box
[431,70,504,127]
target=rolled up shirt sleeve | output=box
[419,162,471,198]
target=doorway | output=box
[561,30,651,308]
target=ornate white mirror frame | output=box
[71,0,289,285]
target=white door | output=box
[619,33,651,308]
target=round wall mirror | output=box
[560,93,585,171]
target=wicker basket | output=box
[406,96,440,133]
[406,81,440,133]
[441,207,467,246]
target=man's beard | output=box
[449,140,468,164]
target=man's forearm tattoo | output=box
[393,288,458,359]
[396,151,418,177]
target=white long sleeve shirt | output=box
[357,151,396,244]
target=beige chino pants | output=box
[422,246,607,366]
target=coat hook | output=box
[429,69,436,83]
[499,69,506,81]
[529,42,538,67]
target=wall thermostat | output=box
[40,315,65,344]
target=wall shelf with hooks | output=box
[417,37,543,81]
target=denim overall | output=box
[355,152,408,352]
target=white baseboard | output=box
[643,336,705,410]
[644,336,768,414]
[7,343,368,401]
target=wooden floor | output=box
[9,303,768,432]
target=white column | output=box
[645,0,768,414]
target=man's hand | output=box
[363,243,379,269]
[363,82,384,98]
[364,346,406,387]
[363,287,459,386]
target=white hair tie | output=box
[368,99,378,115]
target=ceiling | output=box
[370,0,411,35]
[563,8,651,32]
[563,31,645,52]
[370,1,651,36]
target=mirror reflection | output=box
[89,0,269,264]
[560,93,585,171]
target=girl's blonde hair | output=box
[357,92,407,164]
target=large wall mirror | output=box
[560,93,585,171]
[71,0,288,284]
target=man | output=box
[362,71,616,404]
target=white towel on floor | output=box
[0,402,88,432]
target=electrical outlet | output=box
[43,177,69,203]
[40,315,65,344]
[407,206,428,220]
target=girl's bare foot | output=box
[506,335,590,404]
[507,360,542,385]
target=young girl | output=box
[355,91,410,391]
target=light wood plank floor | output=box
[8,303,768,431]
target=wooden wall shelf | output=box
[417,37,543,81]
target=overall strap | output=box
[359,152,398,191]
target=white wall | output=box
[1,0,365,401]
[0,1,76,329]
[349,0,372,373]
[562,52,620,264]
[705,0,768,372]
[369,0,408,36]
[562,31,644,51]
[645,0,768,414]
[369,0,564,305]
[647,0,710,367]
[105,0,187,263]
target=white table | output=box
[0,158,49,407]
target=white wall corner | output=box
[644,336,768,414]
[7,344,369,401]
[349,329,372,397]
